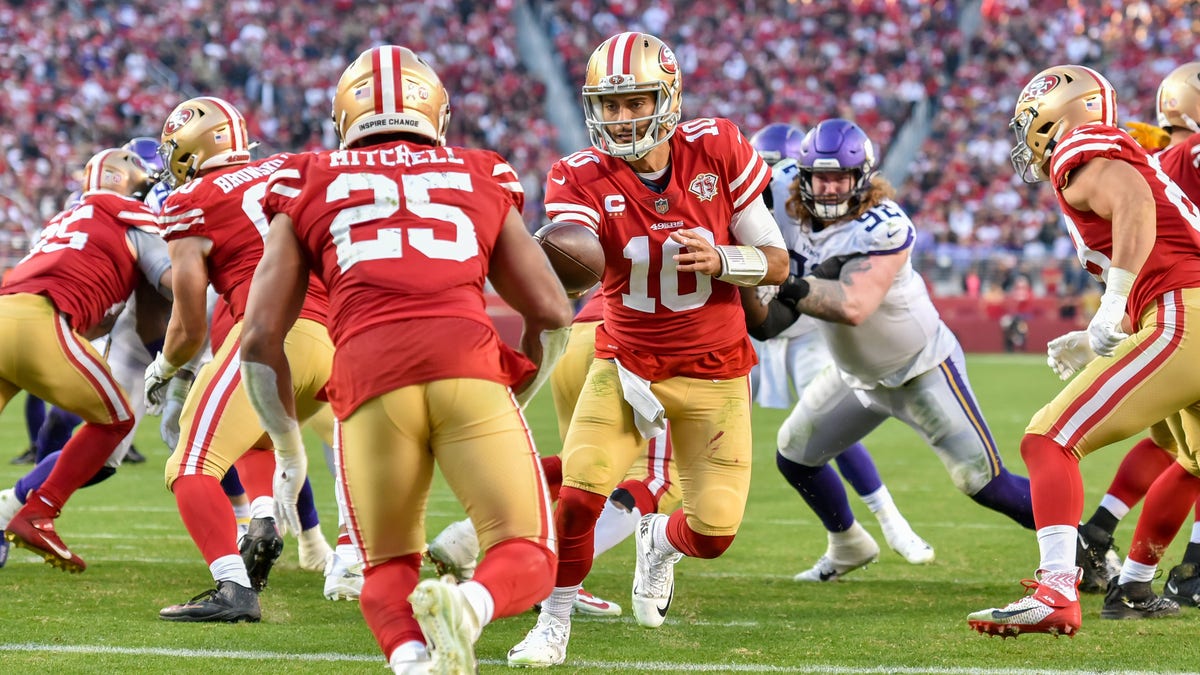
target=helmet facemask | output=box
[584,84,679,160]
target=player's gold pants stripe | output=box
[52,312,132,423]
[1050,291,1181,448]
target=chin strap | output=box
[515,326,572,409]
[715,245,768,286]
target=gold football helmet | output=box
[332,45,451,148]
[582,32,682,159]
[1156,62,1200,132]
[81,148,157,199]
[158,96,252,186]
[1010,64,1118,183]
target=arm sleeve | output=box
[730,195,786,248]
[747,298,801,341]
[127,227,173,299]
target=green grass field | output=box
[1,354,1195,674]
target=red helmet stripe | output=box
[372,46,405,115]
[88,149,117,192]
[197,96,247,150]
[607,32,636,75]
[1076,65,1117,126]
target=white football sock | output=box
[1098,494,1132,521]
[458,580,495,632]
[593,500,641,558]
[542,585,579,621]
[1119,558,1156,585]
[250,495,275,520]
[210,553,253,589]
[1036,524,1077,572]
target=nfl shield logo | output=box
[655,198,669,214]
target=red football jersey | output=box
[1155,132,1200,203]
[263,140,533,417]
[2,192,156,332]
[574,290,604,324]
[158,154,329,323]
[544,117,771,381]
[1050,123,1200,322]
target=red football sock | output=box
[234,448,276,502]
[1106,437,1173,508]
[1020,433,1084,529]
[360,554,424,659]
[1128,463,1200,566]
[540,455,562,503]
[665,509,735,559]
[473,538,556,619]
[172,474,240,565]
[36,420,133,509]
[616,479,658,514]
[553,486,606,586]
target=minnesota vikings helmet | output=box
[332,45,451,148]
[750,123,804,167]
[123,136,165,173]
[1010,64,1118,183]
[796,119,876,221]
[159,96,252,187]
[80,148,158,200]
[1157,62,1200,133]
[582,32,682,160]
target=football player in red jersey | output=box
[150,96,336,623]
[238,45,572,673]
[969,65,1200,637]
[0,148,171,572]
[1060,62,1200,605]
[507,32,788,667]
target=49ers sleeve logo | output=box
[688,173,719,202]
[163,108,195,135]
[1020,74,1060,102]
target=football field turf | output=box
[1,354,1195,673]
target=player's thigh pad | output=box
[777,364,885,466]
[562,358,650,496]
[869,349,1002,494]
[652,374,753,536]
[550,321,599,441]
[0,294,132,425]
[338,389,436,566]
[429,378,553,553]
[1027,290,1200,459]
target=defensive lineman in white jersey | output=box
[745,119,1035,581]
[747,123,933,574]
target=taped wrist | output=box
[716,245,768,286]
[1104,267,1135,298]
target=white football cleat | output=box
[298,527,333,572]
[0,488,20,530]
[323,549,364,601]
[877,513,935,565]
[631,513,682,628]
[507,612,570,667]
[794,522,880,582]
[410,576,481,675]
[425,518,479,582]
[574,588,622,616]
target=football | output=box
[534,221,604,296]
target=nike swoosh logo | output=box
[551,175,566,185]
[656,593,672,617]
[40,534,74,560]
[1166,581,1178,594]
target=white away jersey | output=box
[801,199,957,389]
[766,158,819,340]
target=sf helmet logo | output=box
[164,108,195,135]
[658,46,678,75]
[1020,74,1060,103]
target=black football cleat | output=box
[10,445,37,465]
[124,445,146,464]
[1163,562,1200,607]
[1075,523,1119,594]
[239,517,284,592]
[1100,576,1180,620]
[159,580,261,622]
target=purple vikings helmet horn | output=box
[750,123,804,167]
[796,118,876,221]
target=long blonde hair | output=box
[786,174,897,226]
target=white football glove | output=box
[144,354,180,415]
[273,445,306,537]
[158,370,195,450]
[1046,330,1097,380]
[755,284,779,305]
[1087,291,1130,357]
